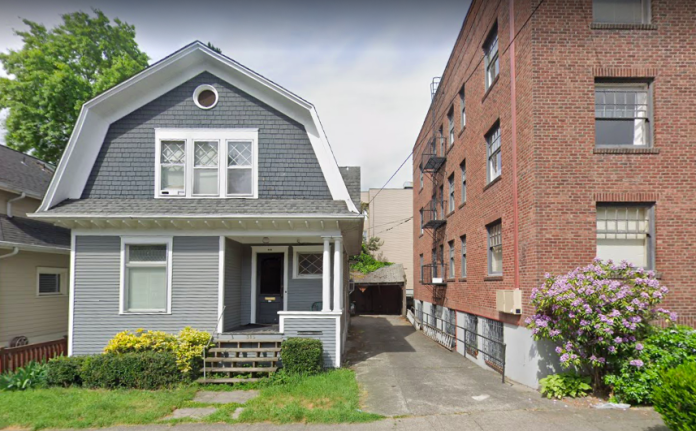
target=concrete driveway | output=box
[345,315,666,430]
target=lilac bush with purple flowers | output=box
[526,259,675,388]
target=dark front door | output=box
[256,253,284,324]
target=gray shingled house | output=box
[0,145,70,349]
[30,42,363,372]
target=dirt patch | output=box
[300,397,334,410]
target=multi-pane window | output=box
[419,254,424,282]
[460,86,466,129]
[160,141,186,195]
[448,108,455,146]
[432,248,438,278]
[483,24,499,90]
[193,141,219,196]
[488,221,503,275]
[37,268,67,296]
[448,174,455,213]
[593,0,650,24]
[448,241,455,279]
[419,208,424,235]
[439,126,445,156]
[595,84,651,147]
[439,244,445,277]
[463,312,478,355]
[596,204,653,269]
[297,253,323,276]
[460,161,466,204]
[227,141,253,196]
[124,244,168,313]
[486,123,502,183]
[419,164,424,189]
[439,186,445,218]
[460,235,467,277]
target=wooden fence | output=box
[0,337,68,374]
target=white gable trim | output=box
[39,42,358,213]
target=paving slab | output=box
[164,407,217,420]
[194,390,259,405]
[231,407,245,420]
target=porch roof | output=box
[0,215,70,252]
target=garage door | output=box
[350,285,403,315]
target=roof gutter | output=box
[28,213,365,221]
[0,247,19,260]
[7,192,26,218]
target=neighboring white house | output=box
[30,42,364,369]
[0,145,71,347]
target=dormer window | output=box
[155,128,258,198]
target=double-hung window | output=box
[432,249,439,278]
[36,267,67,296]
[460,235,467,277]
[419,164,424,189]
[448,108,455,146]
[156,129,258,198]
[487,221,503,276]
[596,204,654,269]
[419,208,424,235]
[460,86,466,129]
[419,254,424,282]
[483,24,499,90]
[593,0,650,24]
[439,186,445,218]
[486,123,502,183]
[439,126,445,156]
[595,83,651,147]
[448,174,455,213]
[448,241,455,279]
[460,161,466,204]
[122,239,171,314]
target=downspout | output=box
[509,0,520,290]
[7,192,26,218]
[0,247,19,260]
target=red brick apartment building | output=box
[412,0,696,388]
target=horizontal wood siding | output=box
[287,246,326,312]
[283,317,337,367]
[240,247,252,325]
[73,236,219,355]
[224,239,242,331]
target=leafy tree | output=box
[0,9,149,164]
[206,42,222,54]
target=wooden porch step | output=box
[197,377,261,384]
[214,338,282,343]
[208,347,281,353]
[205,357,279,363]
[207,367,277,373]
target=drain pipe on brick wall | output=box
[509,0,520,291]
[7,192,26,219]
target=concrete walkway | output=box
[344,315,667,430]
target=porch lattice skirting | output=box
[199,337,282,383]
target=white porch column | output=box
[333,237,343,312]
[322,237,332,312]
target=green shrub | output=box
[652,361,696,431]
[605,326,696,404]
[281,338,323,375]
[0,361,48,391]
[81,351,181,389]
[46,356,87,387]
[539,373,592,399]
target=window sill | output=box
[482,75,500,103]
[120,311,172,315]
[37,293,66,298]
[594,147,660,155]
[445,278,456,283]
[446,210,456,218]
[484,275,503,282]
[590,23,657,31]
[458,202,467,210]
[458,126,466,138]
[458,277,467,282]
[446,144,455,155]
[483,175,502,192]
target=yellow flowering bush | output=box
[103,327,210,378]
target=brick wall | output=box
[413,0,696,327]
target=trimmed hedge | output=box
[81,351,180,389]
[652,361,696,431]
[46,356,87,387]
[281,338,323,375]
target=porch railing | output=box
[413,311,507,383]
[0,337,68,374]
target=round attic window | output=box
[193,85,218,109]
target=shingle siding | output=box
[82,72,332,200]
[72,235,219,355]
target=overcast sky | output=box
[0,0,469,190]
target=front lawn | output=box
[0,369,381,430]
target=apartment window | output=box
[439,186,445,218]
[419,208,424,235]
[439,244,445,277]
[293,246,324,278]
[36,268,67,296]
[460,86,466,129]
[596,204,654,269]
[439,126,445,156]
[122,241,171,314]
[593,0,650,24]
[419,254,424,282]
[595,83,651,147]
[460,161,467,204]
[448,241,455,279]
[448,108,455,146]
[486,123,502,183]
[487,221,503,275]
[419,164,424,189]
[156,129,258,198]
[432,248,438,278]
[483,23,499,90]
[460,235,467,277]
[448,174,455,213]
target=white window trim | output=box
[119,236,173,315]
[192,84,219,110]
[36,267,68,297]
[293,245,324,279]
[154,128,259,199]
